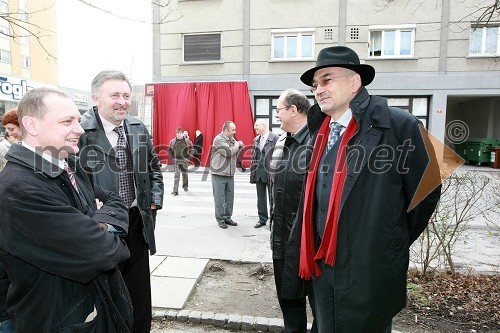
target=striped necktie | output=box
[327,122,343,151]
[64,161,79,192]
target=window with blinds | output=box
[183,33,221,62]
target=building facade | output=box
[152,0,500,147]
[0,0,91,138]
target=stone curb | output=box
[153,309,295,333]
[153,309,405,333]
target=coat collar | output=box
[307,87,391,135]
[5,143,79,179]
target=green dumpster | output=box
[455,138,500,165]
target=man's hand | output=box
[98,222,108,230]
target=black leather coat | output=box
[269,125,311,260]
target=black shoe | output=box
[254,222,266,228]
[218,221,228,229]
[183,187,188,192]
[171,191,178,196]
[225,220,238,226]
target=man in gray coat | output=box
[78,70,164,333]
[210,121,244,229]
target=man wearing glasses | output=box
[281,46,441,332]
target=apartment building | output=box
[152,0,500,146]
[0,0,91,139]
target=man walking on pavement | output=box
[210,121,244,229]
[282,46,441,332]
[168,127,194,195]
[270,88,317,333]
[79,70,164,333]
[250,119,278,228]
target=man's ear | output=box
[91,94,100,106]
[352,74,362,92]
[21,116,38,136]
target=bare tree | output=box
[0,3,57,61]
[410,170,500,278]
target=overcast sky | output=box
[57,0,152,92]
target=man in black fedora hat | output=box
[280,46,442,332]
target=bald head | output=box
[254,118,269,136]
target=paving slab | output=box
[153,256,208,278]
[150,255,166,273]
[151,276,197,309]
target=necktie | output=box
[259,135,265,151]
[64,161,79,192]
[113,126,135,206]
[327,122,343,151]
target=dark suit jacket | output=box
[250,131,279,184]
[78,107,164,254]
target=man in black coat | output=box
[250,119,279,228]
[282,46,442,332]
[78,70,164,333]
[193,129,203,166]
[270,88,316,333]
[0,87,132,332]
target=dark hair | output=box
[222,121,235,132]
[282,88,310,114]
[2,108,19,127]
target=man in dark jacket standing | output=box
[0,87,132,332]
[250,119,278,228]
[78,70,164,333]
[283,46,442,332]
[270,88,316,333]
[168,127,194,195]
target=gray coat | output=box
[210,132,242,177]
[78,107,164,254]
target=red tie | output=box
[64,162,79,192]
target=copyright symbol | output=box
[446,120,469,144]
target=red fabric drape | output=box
[153,81,255,167]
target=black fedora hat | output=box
[300,46,375,87]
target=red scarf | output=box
[298,116,358,280]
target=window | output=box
[369,25,415,57]
[272,29,315,60]
[469,24,500,56]
[0,1,8,14]
[254,95,315,134]
[0,49,11,63]
[386,96,429,129]
[183,33,221,62]
[0,25,10,38]
[21,55,30,68]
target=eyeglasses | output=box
[276,105,291,114]
[310,74,352,93]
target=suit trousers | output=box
[120,207,152,333]
[273,259,317,333]
[256,181,269,224]
[211,174,235,223]
[312,261,392,333]
[173,159,188,192]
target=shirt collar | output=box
[290,124,308,144]
[331,108,352,129]
[21,141,65,169]
[99,113,124,135]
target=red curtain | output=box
[153,81,255,166]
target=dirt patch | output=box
[183,260,499,333]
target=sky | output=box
[57,0,152,92]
